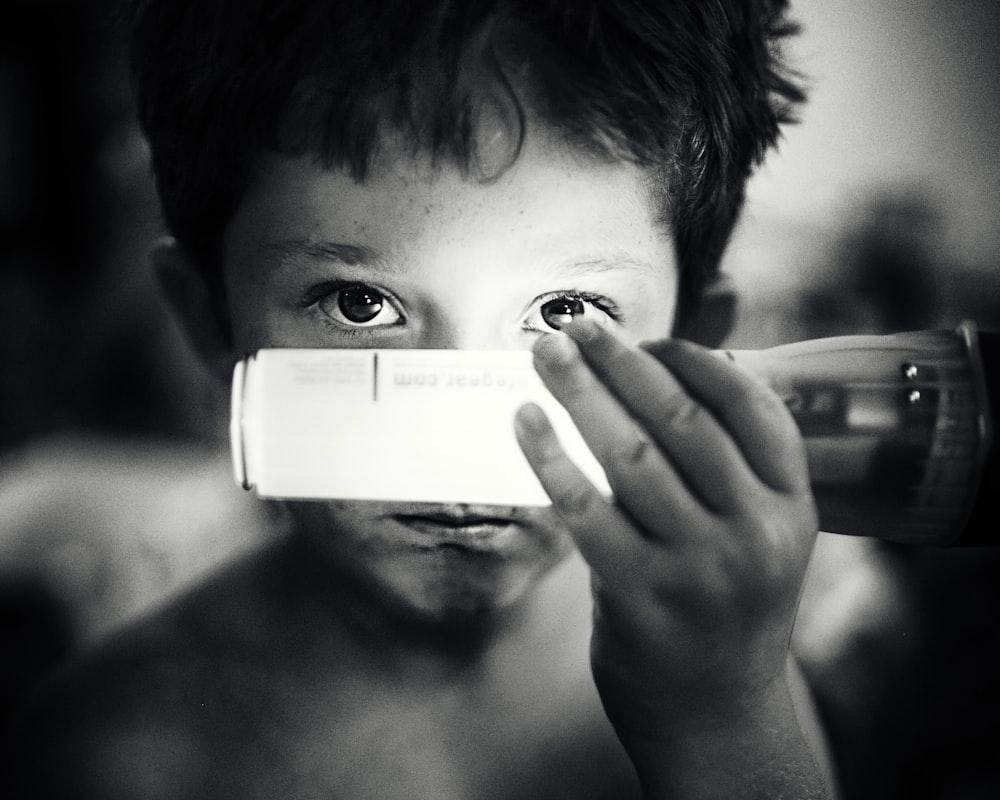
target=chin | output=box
[376,544,564,628]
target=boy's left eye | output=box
[523,292,621,332]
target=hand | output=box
[514,319,819,741]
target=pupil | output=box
[338,286,384,323]
[541,297,584,330]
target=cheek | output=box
[222,264,265,349]
[285,500,377,544]
[223,270,298,352]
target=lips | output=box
[397,511,515,528]
[389,505,521,546]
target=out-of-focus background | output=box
[730,0,1000,345]
[0,1,998,798]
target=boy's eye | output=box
[316,284,403,327]
[525,292,621,333]
[540,297,585,329]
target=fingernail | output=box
[515,402,549,435]
[563,317,602,344]
[534,333,579,365]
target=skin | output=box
[218,129,678,631]
[2,124,830,798]
[518,325,826,797]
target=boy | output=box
[4,1,834,797]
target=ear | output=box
[676,274,738,349]
[153,238,235,382]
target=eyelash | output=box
[295,280,384,308]
[297,280,405,333]
[296,283,624,334]
[523,290,624,332]
[315,317,378,339]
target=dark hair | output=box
[130,0,803,328]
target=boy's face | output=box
[219,127,679,624]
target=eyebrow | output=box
[555,255,658,277]
[264,239,386,268]
[263,239,660,278]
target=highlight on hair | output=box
[129,0,804,319]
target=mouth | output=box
[389,505,522,547]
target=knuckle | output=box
[611,431,656,467]
[743,505,815,582]
[639,337,680,363]
[657,392,702,429]
[551,483,598,518]
[743,378,788,420]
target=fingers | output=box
[640,337,810,494]
[514,402,649,584]
[552,318,807,497]
[528,333,708,533]
[534,322,763,516]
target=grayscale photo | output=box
[1,2,998,798]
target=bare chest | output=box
[206,659,639,800]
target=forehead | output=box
[225,129,674,283]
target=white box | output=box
[231,349,610,506]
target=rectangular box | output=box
[231,348,610,506]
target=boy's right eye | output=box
[315,283,404,328]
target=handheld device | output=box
[230,347,611,508]
[724,321,994,546]
[230,322,997,546]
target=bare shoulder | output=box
[3,607,216,798]
[1,541,299,800]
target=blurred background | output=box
[729,0,1000,344]
[0,1,998,798]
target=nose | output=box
[407,296,528,350]
[403,273,529,351]
[413,318,518,351]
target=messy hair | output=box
[129,0,804,328]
